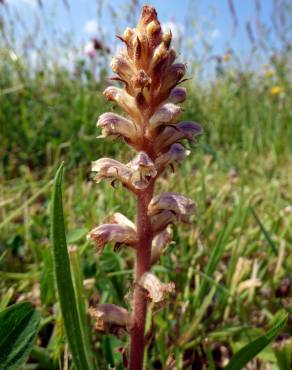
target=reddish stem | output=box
[129,181,154,370]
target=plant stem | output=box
[129,181,154,370]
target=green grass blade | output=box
[0,301,41,370]
[250,207,291,278]
[250,207,278,255]
[51,163,93,370]
[70,247,98,369]
[224,313,288,370]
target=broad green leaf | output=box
[0,301,40,370]
[224,313,288,370]
[51,163,93,370]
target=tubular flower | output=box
[148,192,196,223]
[88,6,202,368]
[155,143,190,173]
[97,112,141,144]
[92,158,132,188]
[92,153,156,190]
[87,223,138,251]
[149,103,181,130]
[103,86,141,122]
[153,121,203,153]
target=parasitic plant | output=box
[87,5,202,370]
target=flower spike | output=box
[88,6,202,369]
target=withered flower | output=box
[139,272,175,303]
[87,223,137,252]
[89,304,130,336]
[151,226,173,264]
[88,5,202,369]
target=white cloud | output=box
[84,19,98,35]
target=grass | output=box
[0,48,292,369]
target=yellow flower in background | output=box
[264,69,275,78]
[223,53,232,62]
[269,86,283,96]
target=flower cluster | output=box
[87,5,202,366]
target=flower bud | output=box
[151,226,173,264]
[87,223,138,251]
[138,5,159,28]
[123,27,134,42]
[155,143,190,172]
[148,192,196,223]
[97,112,141,143]
[149,103,181,129]
[139,272,175,303]
[89,304,130,334]
[153,121,203,153]
[161,63,186,93]
[146,20,162,47]
[111,54,134,82]
[152,42,168,65]
[128,152,157,189]
[162,30,172,48]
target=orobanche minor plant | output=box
[87,5,202,370]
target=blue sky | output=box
[2,0,279,66]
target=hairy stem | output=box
[129,181,154,370]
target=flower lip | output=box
[127,152,157,189]
[151,210,177,234]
